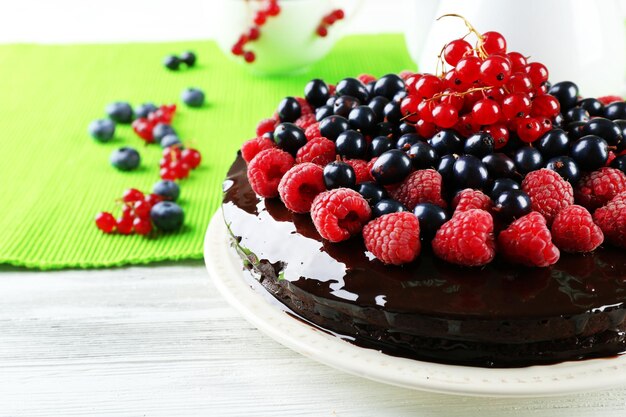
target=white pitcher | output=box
[405,0,626,97]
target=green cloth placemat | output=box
[0,34,415,270]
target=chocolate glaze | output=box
[222,153,626,367]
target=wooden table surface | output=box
[2,262,626,416]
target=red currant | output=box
[248,27,261,41]
[95,212,116,233]
[471,99,501,125]
[144,193,163,206]
[400,96,419,121]
[516,117,543,143]
[455,56,482,85]
[443,39,473,66]
[480,31,506,55]
[160,167,177,181]
[132,118,155,142]
[507,73,533,94]
[501,93,532,120]
[172,161,190,179]
[133,200,151,219]
[122,188,145,203]
[333,9,345,19]
[244,51,256,63]
[405,74,422,93]
[525,62,549,87]
[416,119,437,137]
[432,103,458,128]
[254,11,267,26]
[231,43,244,56]
[416,100,435,123]
[181,148,202,169]
[133,217,152,236]
[116,215,134,235]
[484,87,506,103]
[148,108,173,125]
[530,94,561,118]
[316,26,328,37]
[266,1,280,16]
[506,51,527,72]
[456,114,479,137]
[413,74,443,99]
[440,90,464,110]
[480,55,511,86]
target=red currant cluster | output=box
[231,0,281,64]
[401,14,558,148]
[159,145,202,180]
[95,189,163,235]
[131,104,177,143]
[316,9,345,37]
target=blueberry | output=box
[437,154,458,185]
[319,115,349,141]
[548,81,579,110]
[581,117,622,146]
[604,101,626,120]
[370,149,412,185]
[395,133,420,150]
[535,128,570,158]
[452,155,489,190]
[88,119,115,142]
[369,136,394,158]
[383,101,402,124]
[368,96,389,122]
[106,102,133,124]
[513,147,543,174]
[399,122,417,135]
[336,130,367,159]
[160,134,182,148]
[152,123,176,144]
[564,107,590,123]
[546,156,581,183]
[464,132,494,157]
[428,129,463,156]
[304,79,330,108]
[348,105,376,133]
[373,121,397,138]
[323,161,356,190]
[372,74,405,100]
[407,142,437,169]
[413,203,448,241]
[357,181,387,205]
[277,97,301,122]
[181,88,205,108]
[578,98,604,117]
[110,147,140,171]
[611,155,626,175]
[315,105,334,122]
[335,77,369,103]
[493,190,532,222]
[570,135,609,171]
[481,153,517,178]
[372,199,407,218]
[489,178,520,199]
[180,51,197,67]
[150,201,184,232]
[153,180,180,201]
[135,103,157,119]
[274,123,307,156]
[163,54,180,70]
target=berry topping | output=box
[593,192,626,248]
[551,205,603,253]
[344,159,373,184]
[575,167,626,211]
[323,160,356,190]
[521,168,574,224]
[372,199,407,218]
[570,135,609,171]
[295,137,335,166]
[242,137,278,163]
[335,130,367,159]
[362,212,421,265]
[370,149,412,185]
[452,189,492,213]
[247,148,295,198]
[492,189,532,222]
[278,163,326,213]
[310,188,371,242]
[498,212,560,267]
[256,118,277,137]
[390,169,447,210]
[413,203,449,241]
[274,123,307,156]
[357,182,387,205]
[277,97,302,123]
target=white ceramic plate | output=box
[204,212,626,397]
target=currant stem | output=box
[425,86,493,103]
[437,14,483,41]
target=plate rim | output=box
[204,211,626,397]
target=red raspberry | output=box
[345,159,373,184]
[498,212,560,267]
[247,148,294,198]
[295,113,317,130]
[357,74,376,84]
[278,163,325,213]
[593,192,626,248]
[452,189,492,213]
[399,70,415,80]
[241,136,277,163]
[328,84,336,96]
[362,212,421,265]
[295,137,335,166]
[432,209,496,267]
[607,151,617,167]
[304,123,321,140]
[255,118,276,137]
[521,168,574,224]
[310,188,371,242]
[575,167,626,211]
[551,205,603,253]
[366,157,378,174]
[390,169,447,210]
[598,95,623,105]
[295,97,313,115]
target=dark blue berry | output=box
[548,81,579,110]
[110,147,140,171]
[578,98,604,117]
[513,147,544,174]
[333,95,360,118]
[570,135,609,171]
[500,133,523,155]
[481,153,517,178]
[452,155,489,190]
[564,107,590,123]
[335,130,366,159]
[383,101,402,124]
[546,156,581,184]
[399,122,416,135]
[106,102,133,124]
[553,113,565,127]
[407,142,438,169]
[372,74,405,100]
[274,123,307,156]
[135,103,158,119]
[437,154,458,185]
[367,96,389,122]
[357,181,387,205]
[413,203,448,241]
[326,96,337,106]
[319,115,349,141]
[304,79,330,108]
[395,133,420,150]
[373,121,397,138]
[150,201,184,232]
[604,101,626,120]
[348,105,376,133]
[369,136,394,158]
[535,128,570,158]
[315,105,333,122]
[581,117,622,146]
[370,149,412,185]
[163,55,180,70]
[428,129,463,156]
[565,121,586,141]
[493,190,532,222]
[365,80,376,96]
[153,123,176,144]
[277,97,301,122]
[611,155,626,175]
[153,180,180,201]
[323,161,356,190]
[335,77,369,103]
[393,90,408,102]
[613,119,626,152]
[372,199,407,218]
[181,88,205,108]
[489,178,520,199]
[88,119,115,142]
[180,51,197,67]
[463,132,494,157]
[160,134,182,149]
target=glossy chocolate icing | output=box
[222,153,626,367]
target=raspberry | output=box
[399,70,415,80]
[389,169,447,210]
[521,168,574,224]
[295,97,313,115]
[255,118,276,137]
[310,188,371,242]
[498,212,560,267]
[452,189,492,213]
[295,137,335,166]
[247,148,294,198]
[431,209,496,267]
[294,113,317,130]
[362,212,421,265]
[593,192,626,248]
[345,159,373,184]
[607,151,617,167]
[241,136,277,163]
[575,167,626,211]
[357,74,376,84]
[551,205,603,253]
[278,163,325,213]
[304,123,321,140]
[598,95,623,105]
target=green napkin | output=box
[0,34,415,269]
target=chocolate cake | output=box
[223,154,626,368]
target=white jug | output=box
[405,0,626,97]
